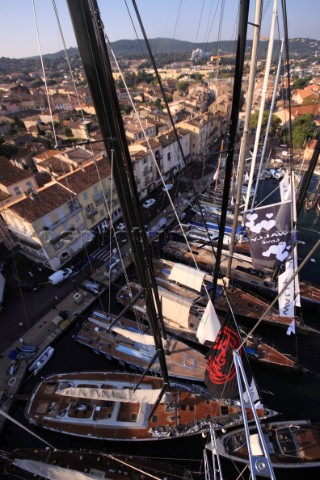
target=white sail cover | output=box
[57,387,163,404]
[249,434,264,456]
[111,326,156,346]
[196,299,221,344]
[244,201,292,269]
[157,286,193,328]
[168,263,206,293]
[12,459,101,480]
[279,171,291,202]
[279,171,301,309]
[242,377,260,403]
[278,259,295,317]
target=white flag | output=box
[213,170,218,181]
[196,299,221,344]
[286,319,296,336]
[230,196,234,206]
[244,171,249,182]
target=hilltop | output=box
[0,37,319,75]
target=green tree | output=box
[292,114,316,148]
[153,98,162,110]
[292,77,312,89]
[31,79,44,88]
[249,110,281,135]
[10,116,26,133]
[0,136,18,158]
[176,80,189,93]
[121,105,133,114]
[63,127,73,137]
[190,73,203,81]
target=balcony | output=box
[86,208,98,219]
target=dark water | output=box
[1,177,320,478]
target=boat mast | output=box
[251,39,284,205]
[244,0,278,212]
[211,0,250,299]
[66,0,170,390]
[226,0,263,279]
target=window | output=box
[13,186,21,195]
[86,204,92,214]
[83,191,89,200]
[131,413,138,422]
[26,181,32,188]
[167,152,171,162]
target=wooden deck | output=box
[26,371,272,441]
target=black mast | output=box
[211,0,250,300]
[66,0,170,390]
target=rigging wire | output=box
[51,0,134,312]
[168,0,183,61]
[194,0,206,45]
[239,237,320,349]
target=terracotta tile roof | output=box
[0,156,34,186]
[63,148,93,162]
[0,189,12,202]
[33,150,57,161]
[38,156,71,174]
[7,182,75,223]
[57,159,112,194]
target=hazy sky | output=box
[0,0,319,59]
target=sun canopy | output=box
[57,387,163,404]
[168,263,205,293]
[157,286,193,328]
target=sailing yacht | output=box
[0,447,198,479]
[116,265,307,372]
[208,420,320,473]
[74,309,209,381]
[25,370,275,441]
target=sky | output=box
[0,0,319,59]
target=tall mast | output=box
[211,0,250,299]
[244,0,278,212]
[66,0,170,390]
[251,38,284,205]
[226,0,263,279]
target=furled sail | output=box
[278,258,295,317]
[111,326,156,346]
[244,200,292,269]
[278,173,300,320]
[57,386,163,404]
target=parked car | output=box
[81,280,104,295]
[162,183,173,191]
[143,198,156,208]
[6,363,18,376]
[105,256,120,273]
[48,268,73,285]
[117,223,126,231]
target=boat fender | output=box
[8,376,16,386]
